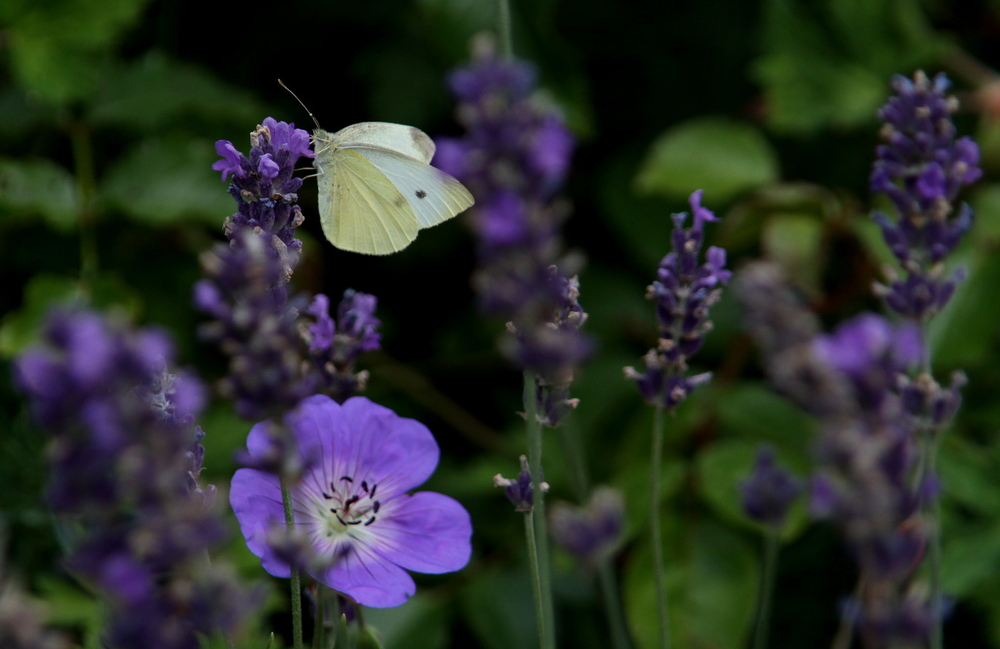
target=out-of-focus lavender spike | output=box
[736,262,940,645]
[549,487,625,567]
[741,445,802,528]
[438,40,590,426]
[14,309,256,649]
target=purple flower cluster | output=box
[741,445,801,528]
[213,117,313,275]
[303,290,382,404]
[625,191,731,411]
[230,395,472,608]
[14,309,253,649]
[871,71,982,320]
[437,43,589,425]
[549,487,625,566]
[195,230,316,425]
[736,263,943,646]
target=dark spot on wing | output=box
[393,197,405,208]
[416,189,427,199]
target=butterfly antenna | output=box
[278,79,321,130]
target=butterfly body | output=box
[313,122,474,255]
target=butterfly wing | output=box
[345,146,474,229]
[316,146,420,255]
[332,122,436,164]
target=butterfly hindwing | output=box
[347,146,474,229]
[317,148,420,255]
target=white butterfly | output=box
[312,122,475,255]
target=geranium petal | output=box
[367,492,472,574]
[230,468,289,578]
[314,541,416,608]
[330,397,440,499]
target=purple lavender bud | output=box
[302,289,381,404]
[549,487,625,566]
[494,456,546,513]
[213,118,312,263]
[626,191,730,411]
[740,445,802,527]
[871,71,982,319]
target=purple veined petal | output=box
[314,540,417,608]
[327,397,441,500]
[230,469,289,577]
[366,491,473,574]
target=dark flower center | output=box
[322,476,381,528]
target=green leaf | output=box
[752,0,941,134]
[0,275,82,357]
[624,516,758,649]
[635,118,780,203]
[362,596,448,649]
[695,439,809,539]
[88,52,270,131]
[715,383,816,455]
[761,213,825,297]
[968,183,1000,244]
[460,569,537,649]
[938,435,1000,517]
[0,157,79,231]
[100,136,237,226]
[927,246,1000,371]
[36,576,103,649]
[941,520,1000,598]
[0,272,142,358]
[2,0,150,103]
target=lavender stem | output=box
[498,0,512,59]
[281,477,305,649]
[751,529,780,649]
[524,370,556,649]
[650,402,671,649]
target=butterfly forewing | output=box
[332,122,436,164]
[348,147,474,229]
[318,148,420,255]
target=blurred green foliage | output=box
[2,0,1000,647]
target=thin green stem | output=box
[524,512,546,647]
[69,121,98,295]
[751,529,780,649]
[524,371,556,649]
[650,403,671,649]
[313,582,325,649]
[598,560,633,649]
[498,0,513,59]
[923,427,943,649]
[281,478,305,649]
[557,422,589,503]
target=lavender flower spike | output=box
[213,117,313,272]
[625,190,731,410]
[303,289,382,404]
[231,395,473,608]
[871,71,982,320]
[549,487,625,566]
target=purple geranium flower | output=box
[230,395,472,608]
